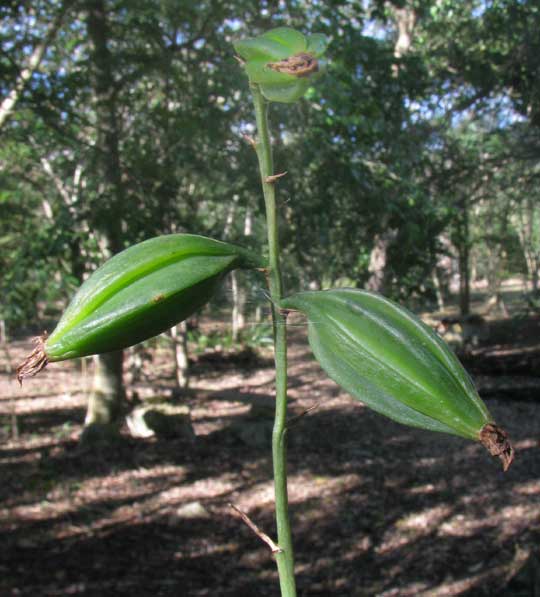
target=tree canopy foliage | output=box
[1,0,539,331]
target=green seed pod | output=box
[17,234,264,381]
[281,289,513,470]
[234,27,329,103]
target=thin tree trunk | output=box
[171,322,189,390]
[37,153,88,282]
[1,320,18,439]
[231,271,246,341]
[0,2,72,129]
[84,0,126,433]
[85,351,125,425]
[0,320,13,375]
[432,269,444,310]
[364,6,415,294]
[514,196,540,294]
[524,198,540,294]
[391,4,416,75]
[457,198,471,316]
[86,0,124,254]
[224,198,248,340]
[458,241,470,316]
[366,229,397,293]
[532,267,539,294]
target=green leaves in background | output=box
[281,288,513,470]
[17,234,263,380]
[234,27,329,103]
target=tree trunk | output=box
[432,269,445,310]
[0,2,72,129]
[86,0,124,254]
[458,240,470,316]
[364,7,415,294]
[391,4,416,75]
[224,200,250,341]
[532,267,539,295]
[456,198,471,316]
[524,197,540,294]
[1,320,18,439]
[85,351,125,425]
[483,239,509,319]
[366,229,397,293]
[84,0,126,433]
[171,322,189,391]
[231,271,246,342]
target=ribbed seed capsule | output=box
[280,289,513,470]
[17,234,263,381]
[234,27,328,103]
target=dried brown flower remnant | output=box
[266,53,318,78]
[480,423,514,471]
[16,333,48,385]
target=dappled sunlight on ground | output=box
[0,321,539,595]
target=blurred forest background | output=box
[1,1,539,596]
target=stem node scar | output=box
[242,133,257,149]
[265,171,288,184]
[287,403,320,428]
[229,503,282,554]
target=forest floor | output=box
[1,292,539,596]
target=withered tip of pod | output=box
[16,333,49,386]
[480,423,514,472]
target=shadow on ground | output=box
[0,325,539,596]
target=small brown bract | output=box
[266,53,318,78]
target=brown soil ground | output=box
[1,314,539,597]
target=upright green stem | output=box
[251,83,296,597]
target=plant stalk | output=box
[250,83,296,597]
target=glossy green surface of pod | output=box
[18,235,263,375]
[281,289,513,469]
